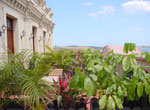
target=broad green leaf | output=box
[122,56,130,71]
[118,86,124,97]
[89,74,97,81]
[149,94,150,103]
[79,73,86,88]
[104,66,111,73]
[88,67,95,73]
[131,78,138,89]
[116,72,121,81]
[113,95,123,109]
[112,74,117,83]
[101,76,110,88]
[131,58,137,68]
[84,77,96,97]
[121,85,127,96]
[144,82,150,95]
[133,43,136,51]
[106,87,112,95]
[128,87,135,101]
[127,78,138,101]
[122,79,131,86]
[111,84,117,90]
[137,82,143,97]
[129,43,136,51]
[99,95,107,109]
[130,54,136,59]
[124,43,129,54]
[69,75,79,88]
[100,69,106,78]
[115,56,123,64]
[145,54,150,62]
[94,65,103,72]
[75,67,81,73]
[107,96,116,110]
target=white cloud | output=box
[98,6,115,15]
[88,5,115,18]
[122,0,150,13]
[84,2,93,6]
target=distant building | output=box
[102,45,141,56]
[0,0,54,55]
[102,45,144,75]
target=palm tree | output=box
[0,49,55,109]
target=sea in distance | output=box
[140,48,150,52]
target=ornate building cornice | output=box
[1,0,54,32]
[2,0,27,15]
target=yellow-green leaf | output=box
[122,56,130,71]
[118,86,124,97]
[99,95,107,109]
[144,82,150,95]
[107,96,116,110]
[137,82,143,97]
[113,95,123,109]
[84,77,96,97]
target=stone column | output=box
[49,32,53,50]
[24,7,32,50]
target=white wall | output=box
[0,0,54,54]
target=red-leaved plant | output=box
[53,72,79,109]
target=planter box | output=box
[50,69,63,76]
[42,69,63,83]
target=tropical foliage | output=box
[1,43,150,110]
[69,43,150,110]
[0,50,55,109]
[53,72,80,109]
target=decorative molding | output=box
[1,0,26,14]
[1,0,55,32]
[24,2,32,21]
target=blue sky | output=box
[45,0,150,46]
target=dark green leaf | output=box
[79,73,86,88]
[145,54,150,62]
[69,75,79,88]
[149,94,150,103]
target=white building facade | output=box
[0,0,54,54]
